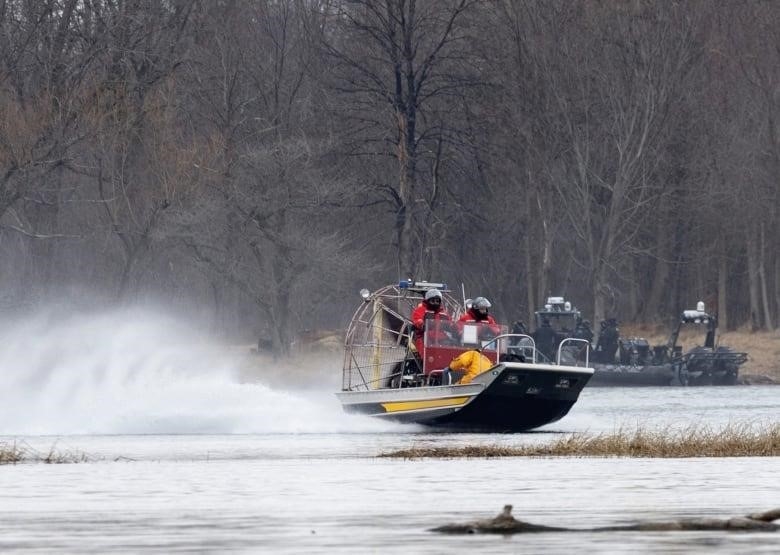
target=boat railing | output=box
[680,348,748,371]
[480,333,537,363]
[557,337,590,367]
[478,334,590,368]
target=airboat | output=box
[336,281,594,432]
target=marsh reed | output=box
[0,441,89,465]
[379,423,780,459]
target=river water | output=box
[0,310,778,553]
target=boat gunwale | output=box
[336,383,484,400]
[498,361,594,375]
[337,361,594,400]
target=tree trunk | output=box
[774,254,780,331]
[746,232,762,330]
[592,263,608,343]
[717,251,728,330]
[524,231,536,327]
[592,287,606,345]
[759,223,774,329]
[627,258,638,321]
[211,281,223,338]
[642,218,669,321]
[538,191,553,302]
[396,109,420,279]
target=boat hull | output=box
[337,362,593,432]
[589,363,679,387]
[589,350,744,386]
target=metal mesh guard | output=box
[342,284,461,391]
[346,343,407,391]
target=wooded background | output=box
[1,0,778,352]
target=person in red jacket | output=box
[411,289,453,356]
[457,296,501,341]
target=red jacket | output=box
[411,302,451,332]
[457,309,501,336]
[411,302,452,355]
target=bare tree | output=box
[79,0,199,299]
[321,0,481,279]
[0,0,778,338]
[533,2,704,330]
[178,0,370,351]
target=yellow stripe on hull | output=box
[381,396,472,413]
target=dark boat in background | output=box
[528,297,748,386]
[337,281,593,432]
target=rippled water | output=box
[0,311,778,553]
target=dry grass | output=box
[379,423,780,459]
[0,441,89,465]
[0,442,24,464]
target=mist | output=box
[0,307,391,435]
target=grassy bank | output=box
[380,424,780,459]
[703,328,780,382]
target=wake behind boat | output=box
[337,281,593,432]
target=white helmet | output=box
[424,289,442,301]
[472,296,491,310]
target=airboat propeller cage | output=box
[342,283,462,391]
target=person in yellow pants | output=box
[446,349,494,384]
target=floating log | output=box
[430,505,780,534]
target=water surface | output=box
[1,311,777,553]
